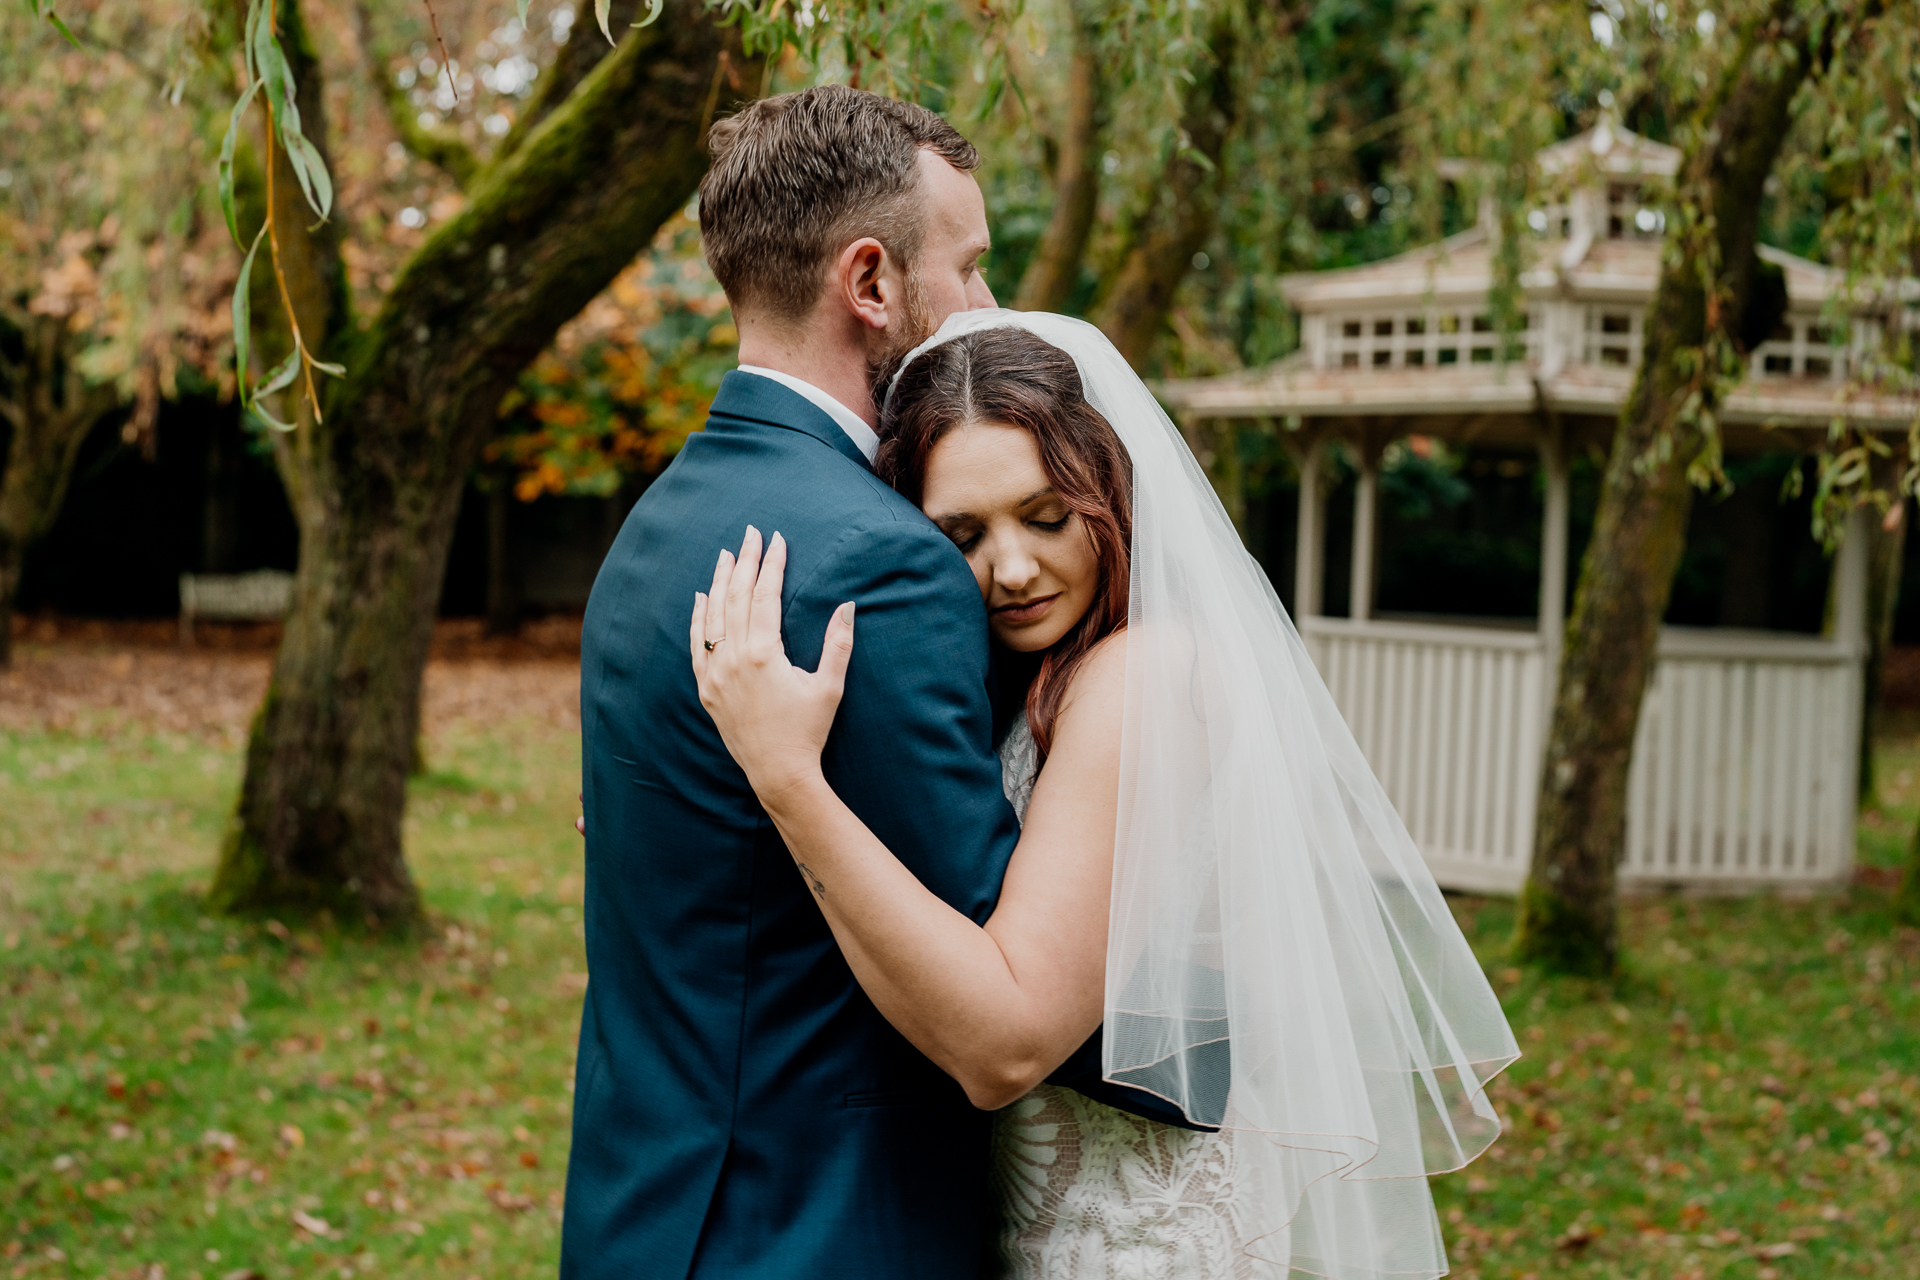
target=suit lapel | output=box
[709,370,874,472]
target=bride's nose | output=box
[992,539,1039,595]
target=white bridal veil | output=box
[890,310,1521,1280]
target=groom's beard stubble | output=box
[865,262,937,410]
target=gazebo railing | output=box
[1301,615,1862,895]
[1304,616,1546,895]
[1624,629,1860,888]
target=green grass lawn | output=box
[3,672,1917,1279]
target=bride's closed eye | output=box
[938,519,984,554]
[936,513,1072,555]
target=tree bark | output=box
[1090,11,1239,367]
[1857,465,1903,806]
[0,313,122,668]
[1012,0,1105,314]
[1513,3,1843,976]
[209,0,760,924]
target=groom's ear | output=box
[833,236,895,333]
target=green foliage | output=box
[1379,435,1472,521]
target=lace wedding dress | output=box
[991,716,1253,1280]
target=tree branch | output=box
[351,0,479,189]
[1012,0,1106,313]
[352,2,759,449]
[1092,9,1242,366]
[491,0,645,167]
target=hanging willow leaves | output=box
[25,0,78,46]
[230,224,282,427]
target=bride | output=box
[688,310,1518,1279]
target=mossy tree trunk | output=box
[1012,0,1106,314]
[209,0,760,924]
[1512,1,1851,976]
[0,312,122,668]
[1091,10,1240,368]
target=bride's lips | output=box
[992,593,1059,626]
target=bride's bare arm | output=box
[691,528,1118,1111]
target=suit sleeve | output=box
[783,518,1021,925]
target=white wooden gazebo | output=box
[1160,125,1915,895]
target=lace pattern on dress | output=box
[992,716,1260,1280]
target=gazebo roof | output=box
[1278,230,1860,313]
[1535,121,1680,178]
[1165,121,1919,443]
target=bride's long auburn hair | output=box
[877,327,1132,762]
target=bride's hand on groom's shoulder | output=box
[689,526,854,803]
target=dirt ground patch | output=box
[0,625,580,746]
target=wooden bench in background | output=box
[178,571,294,645]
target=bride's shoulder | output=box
[1057,631,1128,725]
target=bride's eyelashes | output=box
[939,520,984,554]
[937,514,1071,555]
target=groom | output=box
[561,87,1020,1278]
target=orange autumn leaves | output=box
[489,213,736,503]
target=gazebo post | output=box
[1831,503,1872,876]
[1536,423,1571,684]
[1349,429,1387,622]
[1292,431,1328,619]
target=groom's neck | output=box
[737,319,880,428]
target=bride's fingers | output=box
[748,533,787,659]
[724,526,762,656]
[688,591,709,677]
[816,601,855,700]
[703,551,731,653]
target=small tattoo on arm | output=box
[795,861,827,898]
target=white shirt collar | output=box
[735,365,879,463]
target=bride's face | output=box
[920,421,1099,653]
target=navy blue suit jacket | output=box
[562,372,1023,1279]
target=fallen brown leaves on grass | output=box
[0,639,579,745]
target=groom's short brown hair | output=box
[699,85,978,323]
